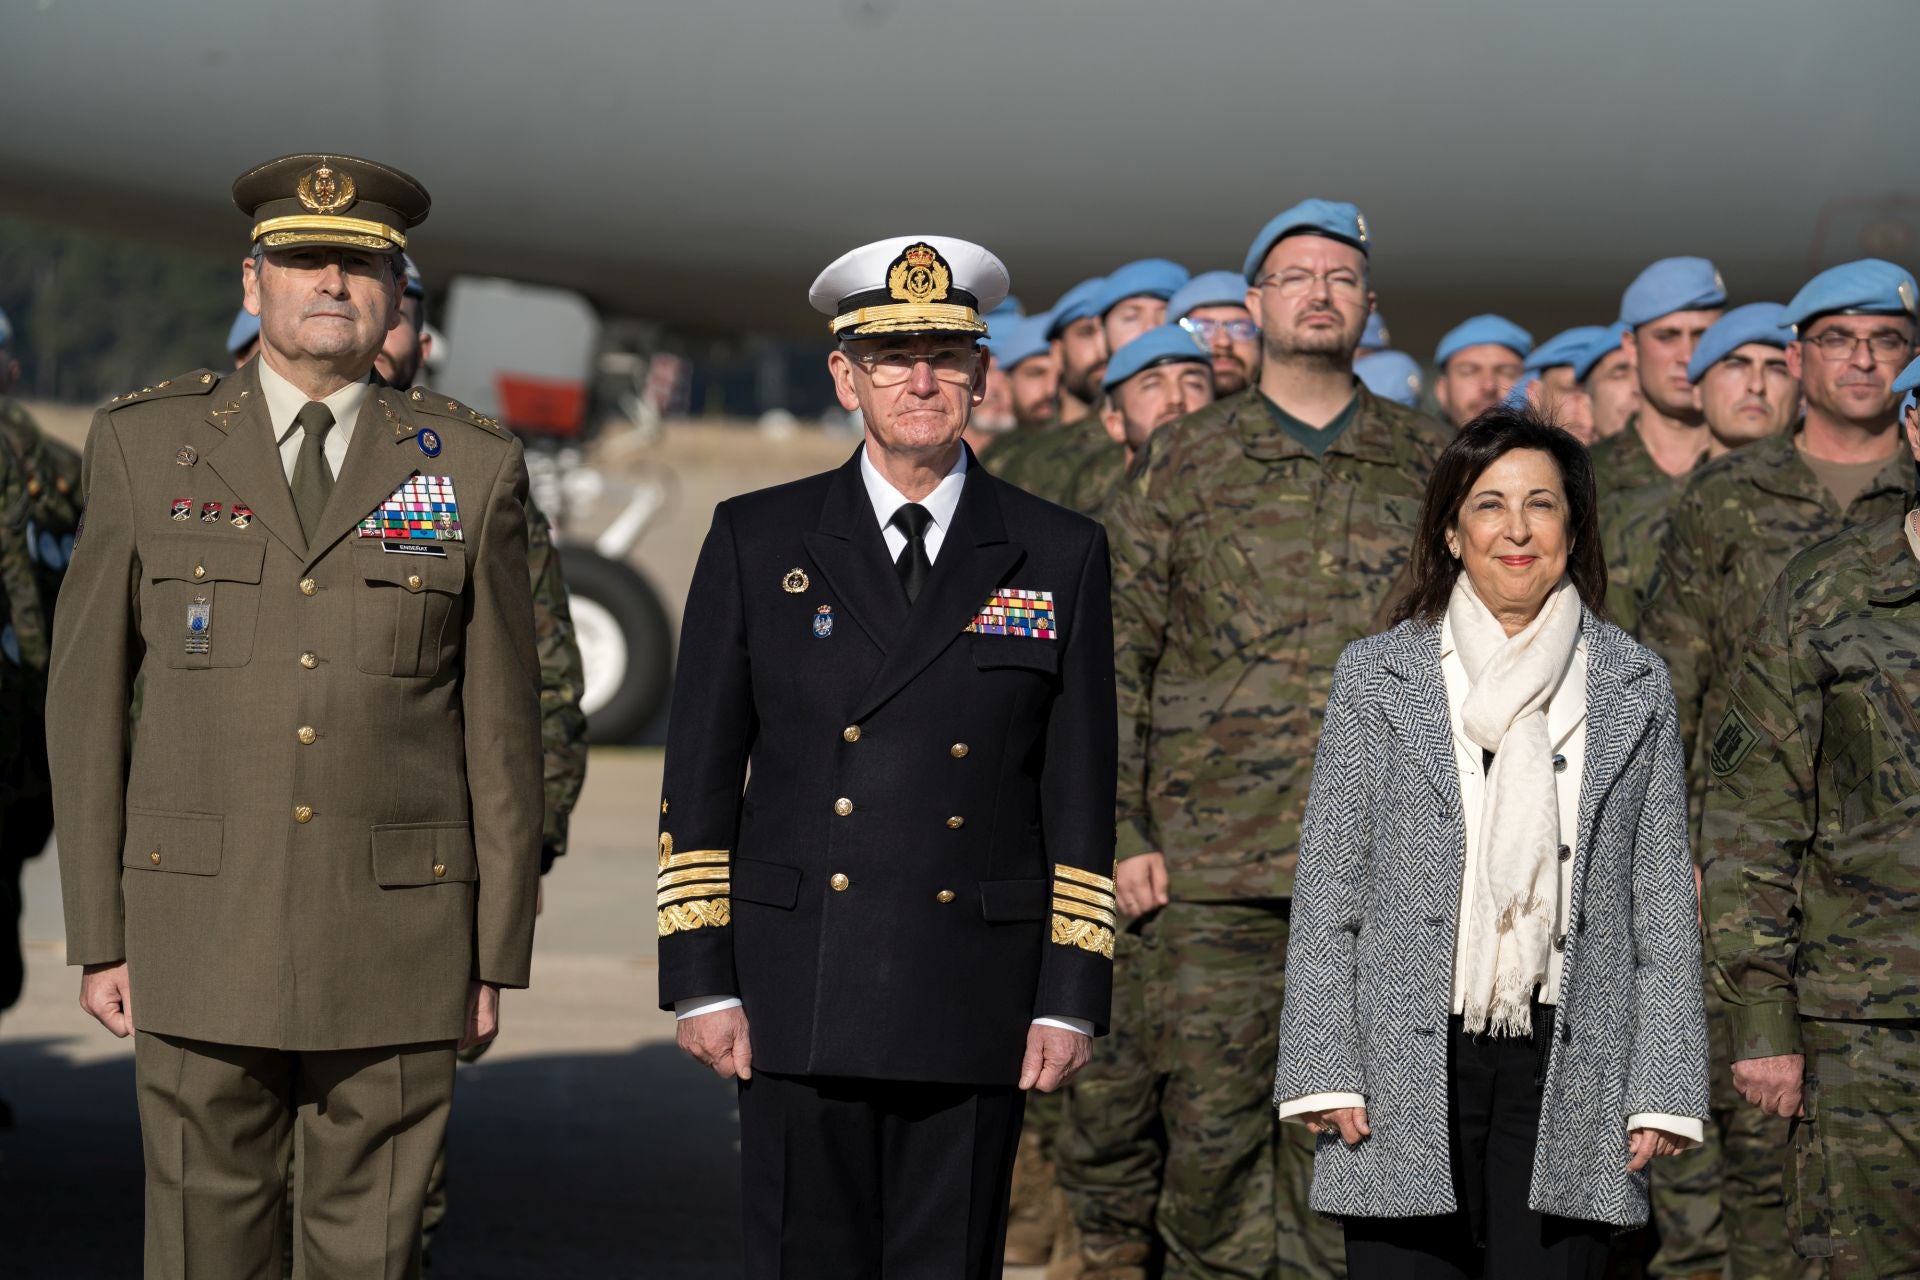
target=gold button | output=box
[192,565,206,580]
[661,800,670,815]
[842,726,861,743]
[433,864,447,878]
[297,726,317,745]
[936,889,956,904]
[834,798,854,817]
[407,574,424,591]
[299,578,317,596]
[950,742,970,759]
[149,851,162,865]
[946,816,965,830]
[300,652,318,669]
[830,873,850,892]
[201,373,214,385]
[293,805,313,824]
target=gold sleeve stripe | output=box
[658,900,732,937]
[1053,865,1117,894]
[1053,897,1116,928]
[657,883,731,907]
[1050,913,1115,959]
[660,850,731,871]
[1052,881,1116,910]
[657,866,732,889]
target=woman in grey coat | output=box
[1273,407,1709,1279]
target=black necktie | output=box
[890,503,934,605]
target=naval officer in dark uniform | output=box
[658,236,1118,1277]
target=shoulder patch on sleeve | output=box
[401,386,512,438]
[105,370,220,410]
[1708,704,1762,777]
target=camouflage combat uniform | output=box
[1066,385,1447,1279]
[1637,436,1914,1280]
[991,410,1113,511]
[1588,415,1668,499]
[1702,508,1920,1280]
[1598,474,1677,636]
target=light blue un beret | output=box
[1359,311,1390,352]
[1167,271,1250,324]
[1093,260,1190,318]
[1619,256,1726,328]
[1242,199,1370,281]
[1572,322,1631,382]
[1102,323,1211,393]
[1434,314,1534,368]
[985,312,1054,371]
[227,308,262,357]
[1525,325,1609,373]
[1045,277,1107,339]
[1685,303,1793,383]
[1781,259,1919,333]
[1354,350,1423,408]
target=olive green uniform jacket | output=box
[48,363,542,1051]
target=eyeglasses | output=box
[1802,330,1914,363]
[1179,317,1260,342]
[845,346,981,387]
[1254,269,1366,298]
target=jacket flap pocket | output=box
[149,534,266,585]
[371,821,476,886]
[980,878,1049,922]
[972,636,1061,673]
[732,857,801,909]
[355,541,467,592]
[122,807,223,875]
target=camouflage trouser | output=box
[1059,901,1344,1279]
[1792,1017,1920,1279]
[1650,981,1810,1279]
[1006,1090,1072,1266]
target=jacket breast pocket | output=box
[145,535,266,670]
[371,820,476,886]
[733,858,802,909]
[972,635,1061,676]
[354,543,467,678]
[121,807,224,875]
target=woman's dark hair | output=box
[1389,405,1607,626]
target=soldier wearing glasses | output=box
[1087,201,1449,1277]
[657,236,1118,1278]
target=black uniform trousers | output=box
[737,1071,1027,1280]
[1344,1008,1613,1280]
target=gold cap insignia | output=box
[1901,280,1917,317]
[888,243,951,307]
[782,568,810,594]
[1355,213,1369,245]
[297,164,357,215]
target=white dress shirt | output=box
[1279,617,1701,1145]
[679,444,1091,1038]
[255,355,368,484]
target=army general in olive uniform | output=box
[47,154,541,1280]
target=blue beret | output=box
[1102,323,1210,393]
[1045,277,1106,339]
[1242,198,1370,281]
[1434,314,1534,367]
[1502,371,1540,410]
[1572,323,1631,382]
[1619,256,1726,328]
[1354,350,1423,408]
[1093,260,1190,318]
[985,313,1054,371]
[401,253,425,299]
[1525,325,1609,373]
[986,296,1024,327]
[1685,303,1794,383]
[1893,354,1920,396]
[1167,271,1249,324]
[0,305,11,349]
[1359,311,1390,351]
[1903,391,1916,419]
[1782,259,1919,332]
[226,308,262,356]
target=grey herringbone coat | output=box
[1272,611,1708,1226]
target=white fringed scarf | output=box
[1448,574,1582,1037]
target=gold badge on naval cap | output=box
[297,163,357,215]
[888,242,951,307]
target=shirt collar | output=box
[859,444,968,535]
[256,354,371,446]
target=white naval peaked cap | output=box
[810,236,1010,338]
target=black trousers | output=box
[1345,1011,1613,1280]
[736,1071,1026,1280]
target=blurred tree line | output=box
[0,215,236,404]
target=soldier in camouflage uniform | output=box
[1701,475,1920,1278]
[1646,271,1918,1280]
[1588,258,1725,503]
[1087,200,1449,1279]
[990,277,1107,505]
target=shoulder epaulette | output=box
[106,370,221,410]
[401,386,512,439]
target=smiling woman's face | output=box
[1446,447,1571,629]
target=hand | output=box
[678,1004,753,1081]
[79,961,134,1038]
[1627,1126,1689,1172]
[459,981,501,1052]
[1300,1106,1371,1146]
[1732,1054,1805,1118]
[1019,1023,1092,1092]
[1114,852,1170,918]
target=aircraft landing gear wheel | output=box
[559,546,673,744]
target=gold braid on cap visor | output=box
[830,302,984,336]
[252,215,407,251]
